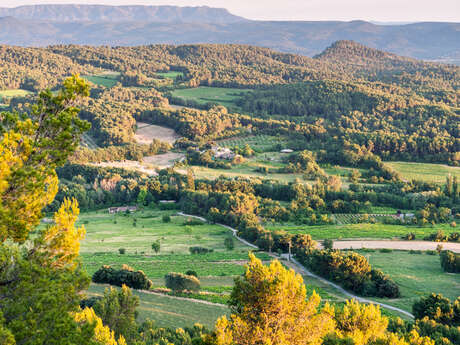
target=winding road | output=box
[177,212,415,318]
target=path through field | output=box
[177,213,414,319]
[329,240,460,253]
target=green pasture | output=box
[0,89,32,101]
[265,222,459,240]
[357,250,460,312]
[156,71,184,79]
[80,133,99,149]
[219,136,289,152]
[387,161,460,184]
[78,209,253,255]
[171,87,250,108]
[82,72,120,88]
[87,284,229,329]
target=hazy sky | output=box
[1,0,459,22]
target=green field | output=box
[219,135,289,152]
[156,71,184,79]
[80,133,99,149]
[191,163,307,184]
[387,161,460,184]
[82,72,120,88]
[266,222,459,240]
[357,250,460,312]
[0,89,32,101]
[86,284,229,329]
[171,87,250,108]
[78,209,252,254]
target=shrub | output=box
[323,238,334,250]
[448,232,459,242]
[92,265,153,290]
[402,232,416,240]
[184,218,205,226]
[119,248,126,254]
[151,241,160,254]
[440,250,460,273]
[165,272,201,292]
[424,230,448,242]
[162,214,171,223]
[189,246,213,254]
[409,250,422,254]
[412,294,456,325]
[185,270,198,277]
[379,248,393,253]
[224,237,235,250]
[296,249,399,298]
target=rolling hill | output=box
[0,5,458,62]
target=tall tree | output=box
[213,254,335,345]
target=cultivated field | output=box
[91,161,158,175]
[134,122,180,145]
[357,250,460,312]
[171,87,250,108]
[265,222,459,240]
[387,161,460,184]
[86,284,229,328]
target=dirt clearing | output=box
[135,122,180,145]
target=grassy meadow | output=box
[387,161,460,184]
[0,89,32,101]
[358,250,460,312]
[156,71,184,79]
[86,284,229,328]
[82,72,120,88]
[171,87,250,109]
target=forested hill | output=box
[0,5,458,61]
[0,5,246,23]
[1,42,458,103]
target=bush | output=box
[323,238,334,250]
[92,265,153,290]
[409,250,422,254]
[119,248,126,254]
[296,249,399,298]
[189,246,213,254]
[440,250,460,273]
[165,272,201,292]
[424,230,448,242]
[379,248,393,253]
[151,241,160,254]
[184,218,205,226]
[224,237,235,251]
[412,294,457,325]
[185,270,198,277]
[402,232,416,240]
[162,215,171,223]
[448,232,459,242]
[426,250,437,255]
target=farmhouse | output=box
[108,206,138,214]
[211,146,236,160]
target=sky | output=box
[0,0,459,22]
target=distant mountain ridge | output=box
[0,4,246,23]
[0,5,458,62]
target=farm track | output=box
[178,212,415,319]
[329,240,460,253]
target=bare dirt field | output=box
[135,122,180,145]
[91,161,158,175]
[328,240,460,253]
[143,152,185,168]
